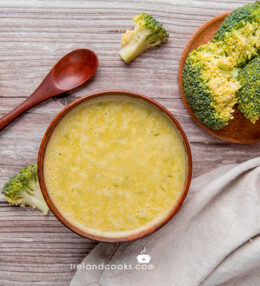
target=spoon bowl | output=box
[52,49,98,90]
[0,49,98,131]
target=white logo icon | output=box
[136,247,151,264]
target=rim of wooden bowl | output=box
[37,90,192,242]
[178,12,260,144]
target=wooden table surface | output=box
[0,0,259,285]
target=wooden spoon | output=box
[0,49,98,131]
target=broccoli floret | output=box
[183,42,240,130]
[214,1,260,42]
[214,2,260,67]
[119,13,169,64]
[182,2,260,130]
[2,164,49,215]
[183,54,228,130]
[237,56,260,123]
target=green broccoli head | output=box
[213,1,260,67]
[237,56,260,123]
[2,164,49,215]
[214,1,260,42]
[183,54,228,130]
[119,13,169,64]
[182,2,260,130]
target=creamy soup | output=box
[44,95,188,237]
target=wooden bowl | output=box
[178,13,260,143]
[38,90,192,243]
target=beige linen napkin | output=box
[70,157,260,286]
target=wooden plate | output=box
[178,13,260,144]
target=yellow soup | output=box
[44,95,188,238]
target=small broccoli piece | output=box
[2,164,49,215]
[119,13,169,64]
[237,56,260,123]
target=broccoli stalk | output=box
[2,164,49,215]
[119,13,169,64]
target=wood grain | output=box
[0,0,259,285]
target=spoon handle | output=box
[0,95,40,131]
[0,74,61,132]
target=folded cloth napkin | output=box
[70,157,260,286]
